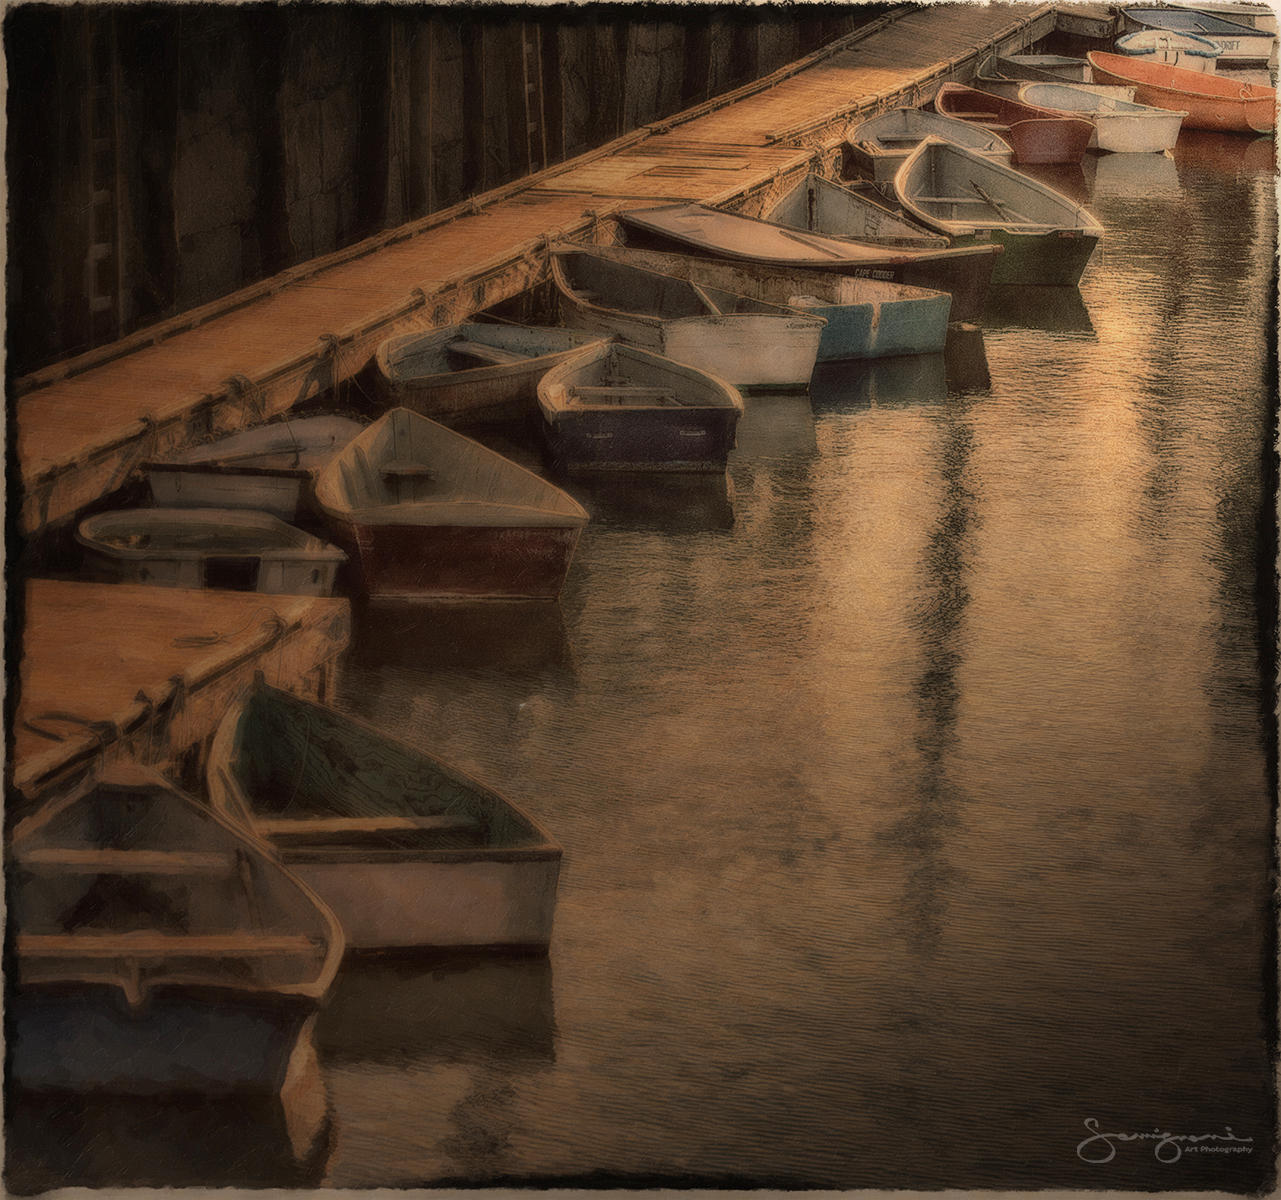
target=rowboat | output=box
[1018,82,1186,152]
[1121,6,1276,64]
[1115,29,1223,72]
[764,171,947,248]
[577,243,953,362]
[844,107,1015,184]
[975,55,1138,103]
[143,416,367,521]
[313,407,588,600]
[617,202,1004,322]
[536,341,741,473]
[933,82,1096,164]
[1163,0,1277,34]
[1002,53,1092,82]
[208,679,562,951]
[536,333,744,476]
[894,137,1103,287]
[370,323,607,426]
[1088,50,1276,132]
[10,763,340,1159]
[77,508,346,596]
[550,247,824,389]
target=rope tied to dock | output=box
[104,413,159,497]
[226,373,265,424]
[23,711,118,746]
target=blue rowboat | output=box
[1116,29,1223,72]
[1121,7,1275,64]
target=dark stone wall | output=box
[5,3,888,376]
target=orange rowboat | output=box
[1087,50,1275,134]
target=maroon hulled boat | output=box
[314,408,588,601]
[933,82,1095,164]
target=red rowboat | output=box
[1087,50,1275,134]
[933,82,1096,163]
[314,408,588,601]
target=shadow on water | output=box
[348,598,573,677]
[809,353,948,411]
[571,471,735,534]
[1017,160,1090,206]
[317,952,555,1066]
[5,1088,332,1193]
[981,284,1095,335]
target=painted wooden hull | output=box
[208,682,563,951]
[332,516,581,600]
[314,408,588,600]
[617,203,1003,322]
[1116,30,1222,73]
[580,244,952,362]
[77,508,346,596]
[1018,83,1186,152]
[934,83,1096,163]
[551,249,823,389]
[845,107,1015,184]
[1122,7,1276,63]
[894,137,1103,287]
[1088,50,1276,132]
[977,57,1138,102]
[1003,54,1092,82]
[143,416,367,521]
[538,341,742,473]
[371,324,606,426]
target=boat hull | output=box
[799,293,952,360]
[1089,51,1276,132]
[332,516,582,600]
[1089,109,1186,152]
[986,228,1100,287]
[148,469,310,522]
[279,856,560,951]
[935,84,1096,163]
[543,404,740,473]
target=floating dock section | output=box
[15,2,1058,538]
[13,581,350,810]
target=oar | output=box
[969,178,1016,221]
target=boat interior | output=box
[157,416,367,472]
[766,173,948,247]
[323,408,587,525]
[555,250,788,319]
[82,509,324,556]
[220,683,544,852]
[12,770,333,1001]
[381,323,597,381]
[548,345,735,411]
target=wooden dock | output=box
[13,581,350,809]
[14,2,1057,537]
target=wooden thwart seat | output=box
[18,933,322,958]
[447,340,533,366]
[574,385,680,406]
[14,849,236,875]
[257,813,482,841]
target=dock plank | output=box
[14,581,351,806]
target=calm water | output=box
[11,131,1277,1193]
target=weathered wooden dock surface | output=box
[13,581,350,807]
[15,2,1056,536]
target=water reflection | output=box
[1173,129,1276,176]
[318,954,555,1065]
[732,392,818,458]
[1083,149,1181,199]
[943,323,991,394]
[574,471,735,533]
[809,354,948,410]
[6,1088,331,1193]
[1018,161,1090,206]
[982,284,1095,335]
[349,599,572,676]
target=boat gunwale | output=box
[1016,81,1189,118]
